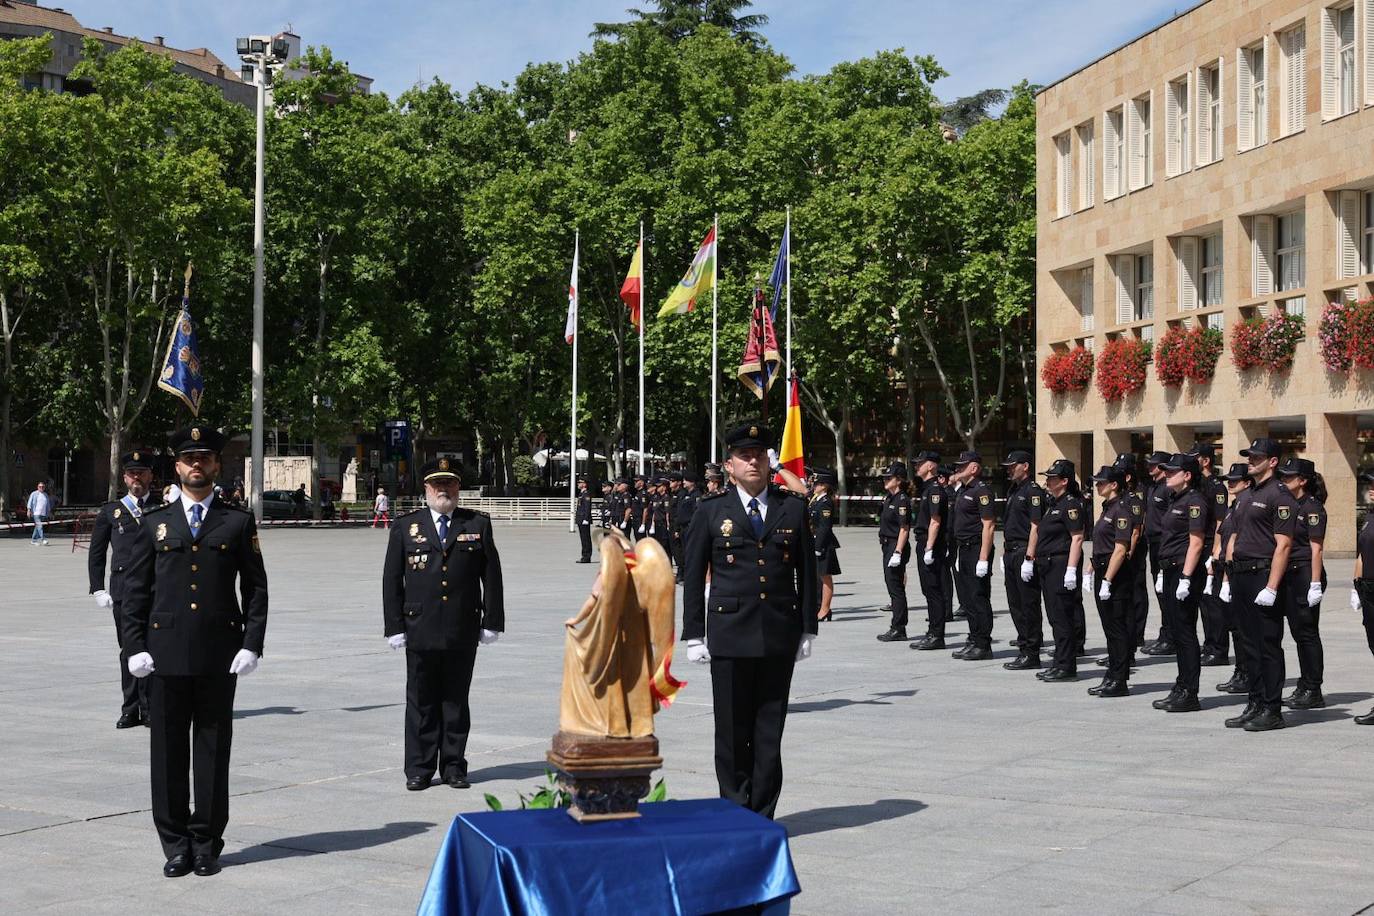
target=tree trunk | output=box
[898,339,918,468]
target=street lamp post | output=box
[236,35,288,522]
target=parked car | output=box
[260,489,298,519]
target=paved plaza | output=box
[4,523,1374,914]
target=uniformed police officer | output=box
[1190,444,1232,667]
[383,458,504,790]
[1214,462,1252,694]
[808,467,841,622]
[682,421,818,819]
[910,452,951,650]
[1151,453,1210,713]
[631,475,649,537]
[1142,451,1175,656]
[1350,471,1374,725]
[1277,457,1328,711]
[937,464,957,623]
[1023,458,1084,680]
[704,463,724,494]
[1223,438,1299,731]
[651,476,673,557]
[89,449,163,728]
[668,471,686,572]
[1001,450,1044,667]
[599,480,615,529]
[1112,454,1149,662]
[675,473,702,583]
[876,462,913,642]
[574,476,594,564]
[611,478,630,534]
[1086,466,1133,696]
[121,424,268,878]
[949,451,997,660]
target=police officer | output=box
[1142,451,1175,656]
[668,471,686,572]
[910,452,952,650]
[937,464,957,623]
[675,472,702,583]
[1277,457,1328,711]
[383,458,504,790]
[1086,466,1133,696]
[121,424,268,878]
[1214,463,1252,694]
[1110,453,1148,667]
[1190,444,1231,667]
[631,474,649,538]
[876,462,913,642]
[651,476,673,557]
[808,467,841,622]
[89,448,163,728]
[950,451,997,659]
[1351,471,1374,725]
[613,478,632,534]
[1223,438,1298,731]
[574,476,594,563]
[1023,458,1084,681]
[1001,449,1044,668]
[681,421,818,819]
[1151,454,1210,713]
[599,480,615,529]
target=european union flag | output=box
[157,265,204,416]
[767,220,789,322]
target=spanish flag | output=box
[658,225,716,318]
[620,241,643,328]
[775,375,804,484]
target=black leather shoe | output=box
[1003,654,1042,670]
[406,776,431,791]
[1224,702,1260,728]
[1199,653,1229,667]
[959,647,992,661]
[1243,706,1287,731]
[575,558,591,564]
[1140,639,1158,654]
[116,711,143,729]
[1040,667,1078,682]
[445,772,471,789]
[1355,707,1374,725]
[1289,689,1326,710]
[1163,690,1201,712]
[1035,666,1060,681]
[1095,656,1110,667]
[953,608,969,619]
[950,643,972,658]
[163,854,192,878]
[1087,679,1109,696]
[910,637,946,650]
[879,605,893,613]
[876,628,907,642]
[1145,641,1175,657]
[1217,671,1249,693]
[1280,687,1307,708]
[1152,687,1184,710]
[193,854,221,877]
[1098,680,1130,698]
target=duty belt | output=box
[1005,540,1028,551]
[1228,558,1271,574]
[956,536,980,546]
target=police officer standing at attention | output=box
[910,452,951,651]
[1143,451,1175,656]
[599,480,615,529]
[1350,472,1374,725]
[1151,453,1210,713]
[1023,459,1084,681]
[675,473,702,583]
[1214,462,1253,695]
[950,451,997,660]
[1277,457,1328,711]
[1223,438,1299,731]
[1086,465,1133,696]
[121,424,268,879]
[651,477,673,558]
[1191,444,1232,668]
[574,476,594,564]
[1001,450,1044,668]
[681,421,818,819]
[89,449,163,729]
[383,458,504,790]
[876,462,913,642]
[1111,454,1148,667]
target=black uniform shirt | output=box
[1144,480,1170,537]
[1217,494,1239,546]
[809,493,840,551]
[1290,494,1328,563]
[1229,476,1299,560]
[914,480,948,536]
[1159,489,1209,562]
[1003,479,1043,544]
[651,493,671,530]
[575,490,592,524]
[1203,474,1229,529]
[1091,496,1133,557]
[1031,492,1085,556]
[1359,515,1374,574]
[878,490,911,539]
[676,488,700,533]
[952,481,996,540]
[382,508,504,650]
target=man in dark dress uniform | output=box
[1001,449,1044,668]
[383,458,504,790]
[598,480,615,529]
[574,476,594,563]
[122,424,268,879]
[674,473,702,583]
[949,450,997,660]
[682,421,818,819]
[89,449,163,728]
[651,476,673,557]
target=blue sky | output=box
[56,1,1204,99]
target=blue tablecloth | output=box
[417,798,799,916]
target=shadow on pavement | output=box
[791,689,917,714]
[467,760,553,783]
[234,706,306,719]
[222,820,436,865]
[340,703,403,713]
[779,798,927,838]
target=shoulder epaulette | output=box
[143,502,176,516]
[701,489,727,501]
[214,498,249,514]
[396,507,426,519]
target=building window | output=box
[1076,122,1094,210]
[1281,295,1307,317]
[1339,189,1365,280]
[1080,267,1094,332]
[1207,311,1225,331]
[1104,107,1125,200]
[1197,63,1222,165]
[1365,191,1374,273]
[1239,41,1268,150]
[1324,4,1358,118]
[1135,253,1154,319]
[1201,234,1223,307]
[1166,76,1191,176]
[1054,132,1072,218]
[1128,94,1152,189]
[1277,211,1306,292]
[1280,24,1307,136]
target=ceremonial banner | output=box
[620,241,643,328]
[157,264,204,416]
[767,221,789,321]
[736,290,781,399]
[658,225,716,318]
[564,236,579,344]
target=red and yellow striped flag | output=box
[775,375,804,484]
[620,241,643,328]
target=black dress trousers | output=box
[1091,556,1131,683]
[113,601,149,717]
[1283,561,1325,691]
[710,655,796,820]
[1230,567,1288,706]
[916,547,948,639]
[148,674,237,859]
[881,538,910,630]
[405,643,479,781]
[577,522,593,561]
[1161,565,1203,692]
[956,540,994,650]
[1037,555,1077,673]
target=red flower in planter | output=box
[1155,327,1188,387]
[1183,327,1224,383]
[1230,318,1265,370]
[1040,346,1094,394]
[1349,301,1374,370]
[1320,300,1355,372]
[1096,338,1149,401]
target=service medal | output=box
[156,523,167,541]
[114,508,122,519]
[721,518,734,537]
[409,522,420,538]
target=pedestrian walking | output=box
[372,487,390,528]
[26,481,51,545]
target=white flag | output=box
[564,237,578,344]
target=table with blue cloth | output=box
[418,798,800,916]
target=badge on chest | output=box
[408,552,431,571]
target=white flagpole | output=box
[569,229,578,534]
[638,220,645,476]
[785,206,792,379]
[711,213,719,462]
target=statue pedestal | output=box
[547,731,662,823]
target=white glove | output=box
[1083,571,1094,594]
[795,634,814,662]
[686,638,711,663]
[637,525,645,534]
[1307,583,1323,608]
[127,652,155,678]
[388,633,407,650]
[1063,567,1078,591]
[1255,587,1277,607]
[887,551,902,568]
[767,448,781,471]
[229,649,259,676]
[1154,572,1164,594]
[922,549,934,566]
[93,589,113,609]
[1204,575,1214,594]
[1219,580,1232,603]
[1353,589,1363,611]
[976,560,990,577]
[1020,559,1034,583]
[1205,555,1215,574]
[1098,579,1112,600]
[479,629,501,645]
[1175,578,1191,601]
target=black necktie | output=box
[438,514,449,543]
[748,497,764,539]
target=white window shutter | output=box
[1214,58,1224,160]
[1081,268,1095,332]
[1165,81,1181,176]
[1339,189,1361,278]
[1055,134,1071,216]
[1284,30,1297,133]
[1078,125,1094,208]
[1293,27,1308,132]
[1177,236,1199,310]
[1104,111,1120,198]
[1322,8,1339,119]
[1196,69,1213,165]
[1238,47,1255,149]
[1128,100,1144,190]
[1115,255,1135,324]
[1365,0,1374,102]
[1252,215,1275,296]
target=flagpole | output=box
[711,213,719,462]
[638,220,645,476]
[785,206,792,379]
[569,229,578,534]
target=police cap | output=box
[169,424,225,455]
[421,457,461,482]
[121,449,153,471]
[724,421,770,452]
[1039,458,1076,479]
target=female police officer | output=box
[1022,459,1085,682]
[1086,465,1133,697]
[1351,472,1374,725]
[1152,454,1211,713]
[1277,457,1328,711]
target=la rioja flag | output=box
[564,236,578,344]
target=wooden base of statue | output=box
[547,731,662,823]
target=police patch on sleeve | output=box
[1031,496,1040,506]
[1067,509,1079,520]
[979,495,990,506]
[932,494,941,504]
[1116,518,1128,530]
[1277,506,1291,520]
[1189,506,1200,519]
[1308,513,1321,526]
[1132,505,1142,516]
[1216,494,1225,504]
